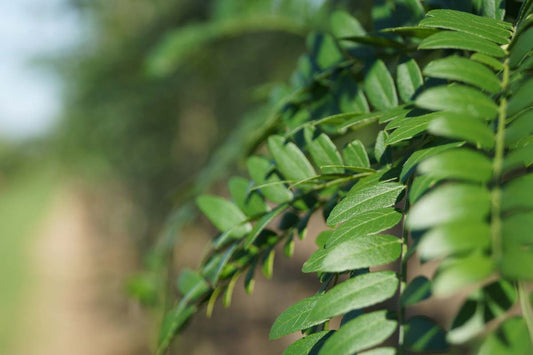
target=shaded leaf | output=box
[401,276,432,306]
[404,316,448,352]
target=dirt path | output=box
[13,189,151,355]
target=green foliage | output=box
[155,1,533,354]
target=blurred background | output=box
[0,0,346,353]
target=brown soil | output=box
[12,189,151,355]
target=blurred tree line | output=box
[54,0,330,249]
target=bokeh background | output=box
[0,0,349,353]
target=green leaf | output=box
[310,271,399,320]
[401,276,432,306]
[428,112,495,149]
[261,249,275,279]
[244,204,286,248]
[502,173,533,211]
[158,300,197,350]
[505,109,533,146]
[331,11,366,38]
[210,244,237,284]
[407,184,491,230]
[342,140,370,169]
[374,131,389,163]
[502,211,533,244]
[385,114,434,145]
[404,316,448,352]
[304,128,344,174]
[397,59,424,102]
[302,235,402,273]
[419,9,511,44]
[510,26,533,68]
[418,148,493,183]
[419,31,506,58]
[400,142,464,181]
[196,195,251,237]
[177,269,210,301]
[448,280,516,344]
[268,135,316,182]
[481,0,506,20]
[471,53,504,71]
[319,310,397,355]
[228,176,268,217]
[327,182,405,226]
[433,254,495,296]
[364,60,398,110]
[409,175,440,202]
[247,156,293,204]
[504,144,533,171]
[282,331,333,355]
[418,222,491,260]
[423,56,501,93]
[478,318,533,354]
[501,247,533,279]
[359,348,396,355]
[326,208,403,248]
[270,295,325,340]
[415,85,499,120]
[507,78,533,117]
[381,26,439,38]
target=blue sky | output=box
[0,0,81,140]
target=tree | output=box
[156,0,533,353]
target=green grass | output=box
[0,167,57,353]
